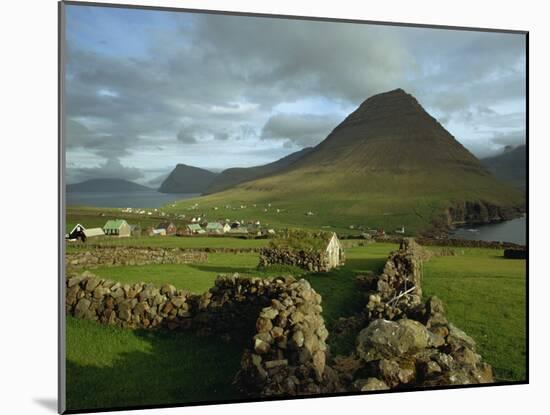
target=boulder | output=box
[354,377,390,392]
[356,319,429,362]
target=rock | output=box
[256,317,273,333]
[254,338,271,354]
[254,332,273,351]
[356,319,429,362]
[265,359,288,369]
[429,324,449,339]
[271,326,284,339]
[376,358,416,387]
[171,297,187,308]
[427,331,445,348]
[452,347,480,366]
[292,330,305,348]
[354,378,390,391]
[426,296,445,315]
[312,350,326,378]
[447,324,476,351]
[419,360,442,378]
[67,277,82,288]
[161,283,176,296]
[74,298,91,318]
[85,278,100,292]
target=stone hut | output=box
[259,230,345,272]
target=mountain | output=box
[167,89,525,233]
[204,147,314,194]
[158,164,218,193]
[481,145,526,192]
[66,178,152,193]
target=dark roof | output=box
[156,222,175,229]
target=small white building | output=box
[325,232,345,269]
[83,228,105,238]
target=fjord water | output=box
[451,215,526,245]
[66,190,198,208]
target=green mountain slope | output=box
[204,147,313,194]
[166,89,524,233]
[158,164,218,193]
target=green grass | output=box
[68,235,269,250]
[162,168,524,235]
[422,247,527,381]
[66,316,245,411]
[66,243,526,409]
[89,252,304,294]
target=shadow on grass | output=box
[66,327,246,412]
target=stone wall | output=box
[333,238,494,392]
[82,244,261,254]
[258,248,334,272]
[66,246,208,268]
[65,272,336,397]
[415,237,525,250]
[503,248,527,259]
[65,237,497,398]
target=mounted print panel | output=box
[59,1,528,413]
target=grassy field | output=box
[89,252,305,294]
[65,243,396,410]
[66,316,245,411]
[161,168,524,235]
[422,247,527,381]
[65,242,526,410]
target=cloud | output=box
[176,126,198,144]
[261,113,341,147]
[64,5,526,175]
[490,129,526,147]
[67,157,144,184]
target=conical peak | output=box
[357,88,420,111]
[336,88,428,130]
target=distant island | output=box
[66,178,152,193]
[481,145,526,192]
[158,164,218,193]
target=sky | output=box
[64,4,527,186]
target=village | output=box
[66,218,278,242]
[66,201,405,244]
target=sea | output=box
[66,190,199,209]
[450,215,527,245]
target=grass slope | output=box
[65,243,526,409]
[164,169,524,235]
[66,316,244,411]
[422,247,527,381]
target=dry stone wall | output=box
[65,237,497,398]
[333,238,494,391]
[66,246,208,269]
[258,248,332,272]
[65,272,336,397]
[415,237,525,250]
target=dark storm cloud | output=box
[65,5,526,181]
[67,158,144,184]
[490,130,526,147]
[261,113,342,147]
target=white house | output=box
[83,228,105,238]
